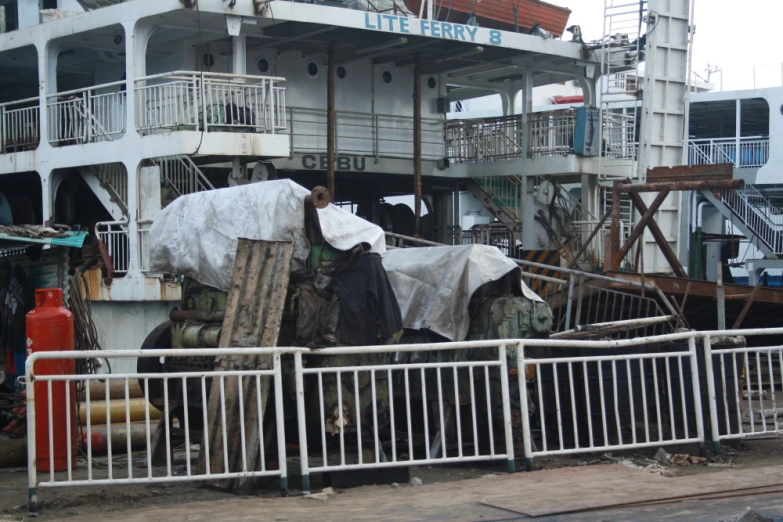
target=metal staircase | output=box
[79,163,128,220]
[702,185,783,259]
[153,155,215,198]
[465,175,522,224]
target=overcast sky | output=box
[546,0,783,91]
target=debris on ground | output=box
[654,448,672,464]
[306,487,335,501]
[736,507,773,522]
[410,477,422,486]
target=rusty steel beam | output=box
[618,179,744,193]
[413,56,422,236]
[567,208,612,269]
[327,43,336,198]
[616,188,670,264]
[608,181,622,272]
[646,164,734,183]
[627,192,688,278]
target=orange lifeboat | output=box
[404,0,571,37]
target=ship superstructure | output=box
[0,0,695,351]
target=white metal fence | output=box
[287,107,445,161]
[528,110,576,158]
[95,221,130,275]
[24,328,783,516]
[135,71,286,135]
[689,137,770,169]
[47,82,127,145]
[25,348,287,516]
[0,97,40,153]
[294,341,516,493]
[446,116,523,163]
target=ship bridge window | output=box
[307,62,319,77]
[202,53,215,69]
[382,70,392,84]
[337,66,346,79]
[427,77,437,89]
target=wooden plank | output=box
[646,164,734,183]
[197,239,294,492]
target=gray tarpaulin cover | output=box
[383,245,543,342]
[149,179,386,290]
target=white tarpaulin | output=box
[149,179,386,290]
[383,245,543,342]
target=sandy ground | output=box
[1,437,783,520]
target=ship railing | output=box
[94,220,130,276]
[137,220,153,273]
[0,97,40,153]
[286,107,445,161]
[571,219,633,271]
[135,71,286,135]
[688,137,769,169]
[528,110,577,158]
[446,115,523,163]
[47,81,127,146]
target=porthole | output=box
[382,70,392,84]
[257,58,269,73]
[202,53,214,68]
[427,77,437,89]
[307,62,319,77]
[336,66,347,79]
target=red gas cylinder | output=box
[26,288,76,472]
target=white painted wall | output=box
[91,300,177,374]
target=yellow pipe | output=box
[79,398,162,426]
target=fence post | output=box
[564,274,576,331]
[701,335,721,455]
[0,106,6,154]
[25,356,38,517]
[687,335,707,457]
[273,353,288,496]
[498,344,515,474]
[516,343,534,471]
[293,351,310,494]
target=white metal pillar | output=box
[232,36,247,75]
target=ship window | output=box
[427,77,437,89]
[382,70,392,84]
[336,66,347,79]
[307,62,319,77]
[202,53,215,68]
[257,58,269,73]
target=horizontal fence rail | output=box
[23,327,783,517]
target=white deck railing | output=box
[446,115,523,163]
[47,81,127,145]
[1,97,40,153]
[135,71,286,135]
[528,110,577,158]
[95,220,130,275]
[287,107,444,161]
[689,137,769,169]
